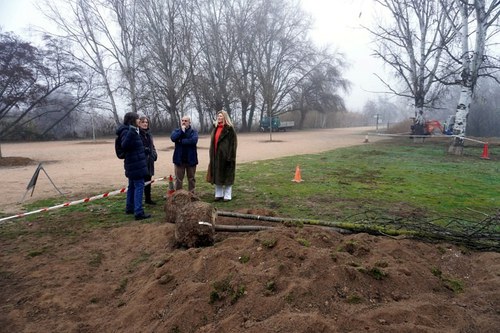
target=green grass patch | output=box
[264,280,277,294]
[209,276,246,305]
[346,293,363,304]
[431,266,465,293]
[296,238,311,247]
[238,254,250,263]
[220,139,498,221]
[359,266,388,280]
[443,278,465,293]
[260,238,277,249]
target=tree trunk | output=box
[448,85,473,155]
[412,104,425,143]
[447,0,484,155]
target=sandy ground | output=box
[1,127,379,215]
[1,126,499,333]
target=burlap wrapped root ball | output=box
[164,189,200,224]
[175,201,216,248]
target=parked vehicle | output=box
[410,119,452,135]
[259,116,295,132]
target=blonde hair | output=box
[217,110,233,127]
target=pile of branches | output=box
[218,209,500,252]
[343,209,499,252]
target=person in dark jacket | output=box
[115,112,151,220]
[207,110,237,201]
[170,116,198,192]
[139,116,158,205]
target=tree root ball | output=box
[163,190,217,248]
[164,190,200,224]
[174,201,216,248]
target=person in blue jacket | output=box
[170,116,198,193]
[115,112,151,220]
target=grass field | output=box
[231,139,498,219]
[2,138,498,250]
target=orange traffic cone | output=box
[480,142,490,160]
[292,165,303,182]
[167,175,176,196]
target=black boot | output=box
[145,184,156,205]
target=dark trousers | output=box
[174,164,197,192]
[144,175,153,202]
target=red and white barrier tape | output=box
[0,176,167,225]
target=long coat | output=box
[139,128,157,176]
[208,124,237,186]
[116,124,148,180]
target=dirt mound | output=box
[0,156,35,167]
[1,216,498,333]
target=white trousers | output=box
[215,185,232,200]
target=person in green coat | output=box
[207,110,237,201]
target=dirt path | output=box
[1,127,380,214]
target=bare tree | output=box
[440,0,500,154]
[136,0,192,129]
[0,33,38,127]
[0,33,89,143]
[290,56,350,129]
[368,0,455,123]
[101,0,141,115]
[0,32,39,156]
[191,0,238,121]
[252,0,316,140]
[228,0,261,131]
[41,0,137,124]
[30,0,355,137]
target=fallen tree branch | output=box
[217,210,499,252]
[214,225,274,232]
[217,211,353,234]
